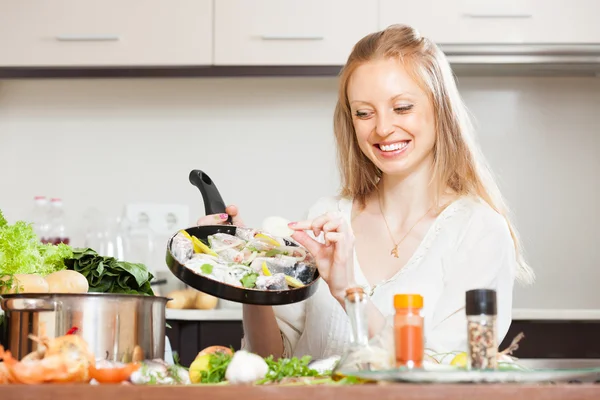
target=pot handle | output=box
[1,298,60,312]
[189,169,233,224]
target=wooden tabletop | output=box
[3,383,600,400]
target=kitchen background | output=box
[1,0,600,330]
[1,75,598,311]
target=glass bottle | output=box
[30,195,50,243]
[466,289,498,370]
[394,294,424,369]
[332,287,393,380]
[47,198,70,245]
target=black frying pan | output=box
[165,169,321,305]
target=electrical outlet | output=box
[125,203,190,236]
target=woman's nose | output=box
[375,112,395,137]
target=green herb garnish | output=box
[240,272,259,288]
[200,263,213,275]
[255,355,319,384]
[200,351,233,383]
[265,249,289,257]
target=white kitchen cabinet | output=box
[214,0,378,65]
[0,0,213,67]
[380,0,600,44]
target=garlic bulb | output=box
[225,350,269,384]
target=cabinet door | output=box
[380,0,600,44]
[214,0,378,65]
[0,0,213,67]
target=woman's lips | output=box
[374,140,411,158]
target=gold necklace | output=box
[378,193,433,258]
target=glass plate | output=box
[338,366,600,383]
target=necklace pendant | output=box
[390,245,399,258]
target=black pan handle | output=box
[189,170,233,224]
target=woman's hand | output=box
[288,212,355,303]
[196,205,246,227]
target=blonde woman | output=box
[197,24,534,360]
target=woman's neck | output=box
[377,161,436,224]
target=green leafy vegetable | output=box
[200,351,233,383]
[265,249,289,257]
[256,355,319,384]
[0,209,73,277]
[240,272,258,288]
[0,275,23,294]
[64,248,154,295]
[201,264,213,275]
[0,210,7,228]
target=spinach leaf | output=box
[64,248,154,296]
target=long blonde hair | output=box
[334,24,534,285]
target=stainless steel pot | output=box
[0,293,170,362]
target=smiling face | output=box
[347,57,436,178]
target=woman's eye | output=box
[354,110,371,119]
[394,105,414,113]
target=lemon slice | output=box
[180,230,193,240]
[262,262,271,276]
[191,236,218,257]
[450,352,467,368]
[285,276,304,288]
[255,233,281,247]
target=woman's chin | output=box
[372,155,433,178]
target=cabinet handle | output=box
[463,13,532,19]
[55,35,120,42]
[260,35,324,41]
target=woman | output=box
[196,24,534,360]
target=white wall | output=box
[0,76,599,310]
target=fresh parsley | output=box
[240,272,259,288]
[200,352,233,383]
[256,355,319,384]
[200,263,213,275]
[265,249,289,257]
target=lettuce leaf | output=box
[0,210,72,276]
[0,210,7,228]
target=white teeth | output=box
[379,141,408,152]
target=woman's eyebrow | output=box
[350,93,414,105]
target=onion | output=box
[261,216,294,238]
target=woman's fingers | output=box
[322,217,344,234]
[323,231,343,244]
[196,213,230,226]
[291,231,324,256]
[289,212,345,238]
[196,205,245,227]
[225,205,246,227]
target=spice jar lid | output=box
[394,294,423,309]
[466,289,497,315]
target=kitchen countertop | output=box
[3,383,600,400]
[512,309,600,320]
[166,308,600,321]
[166,308,243,321]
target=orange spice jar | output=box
[393,294,424,369]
